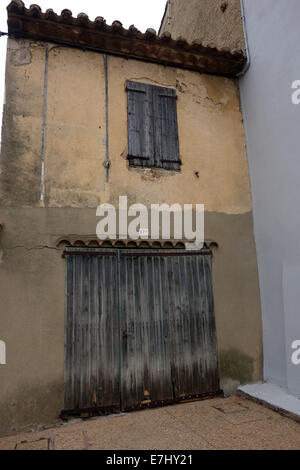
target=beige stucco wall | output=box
[0,38,261,431]
[160,0,245,53]
[1,39,250,213]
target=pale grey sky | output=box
[0,0,167,142]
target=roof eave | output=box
[7,1,246,77]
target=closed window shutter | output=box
[153,86,181,170]
[127,82,181,170]
[127,81,154,167]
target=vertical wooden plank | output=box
[97,253,120,408]
[197,256,211,390]
[184,255,199,394]
[202,255,220,391]
[79,255,89,408]
[179,255,193,395]
[70,256,76,408]
[133,255,144,404]
[64,256,73,409]
[120,252,147,409]
[120,251,174,410]
[120,253,130,408]
[168,255,185,397]
[167,255,179,398]
[189,255,203,393]
[73,254,82,409]
[168,252,219,398]
[89,256,97,408]
[97,256,105,407]
[110,254,121,407]
[158,255,173,400]
[139,255,151,402]
[100,255,108,405]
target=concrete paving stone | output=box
[162,402,220,419]
[278,416,300,434]
[0,396,299,450]
[212,402,250,414]
[231,416,300,449]
[79,408,173,435]
[165,401,225,422]
[15,438,49,450]
[217,409,271,425]
[164,399,298,450]
[53,421,87,435]
[54,430,87,450]
[87,409,203,450]
[183,409,300,450]
[0,440,16,450]
[164,409,248,450]
[0,429,54,450]
[230,397,300,432]
[86,422,213,450]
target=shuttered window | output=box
[127,81,181,170]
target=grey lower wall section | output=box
[240,0,300,395]
[0,207,262,431]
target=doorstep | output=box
[238,382,300,422]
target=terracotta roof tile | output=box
[56,238,217,250]
[6,0,245,76]
[56,238,187,250]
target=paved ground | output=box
[0,395,299,450]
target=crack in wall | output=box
[4,245,60,252]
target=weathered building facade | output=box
[0,1,261,431]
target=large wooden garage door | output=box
[62,248,220,417]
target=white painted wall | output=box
[240,0,300,396]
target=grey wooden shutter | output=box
[127,81,154,167]
[153,86,181,170]
[127,82,181,170]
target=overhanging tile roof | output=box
[7,1,246,77]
